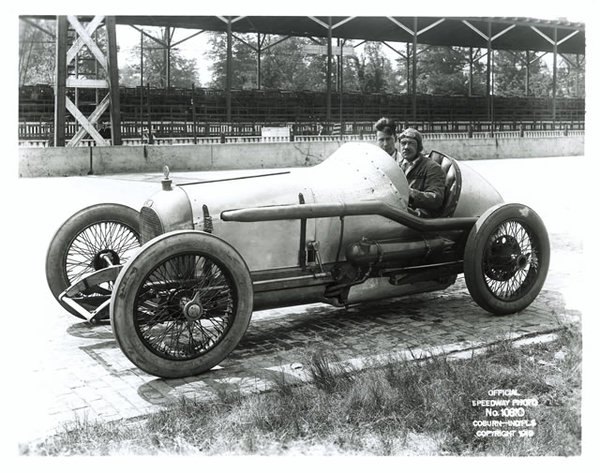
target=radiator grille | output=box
[140,206,164,244]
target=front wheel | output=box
[463,203,550,315]
[110,231,253,378]
[45,203,141,319]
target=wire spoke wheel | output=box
[46,204,141,319]
[66,221,140,286]
[111,231,253,378]
[482,220,539,301]
[464,204,550,315]
[134,253,236,360]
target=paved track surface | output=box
[7,156,585,444]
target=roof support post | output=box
[326,17,332,122]
[468,47,473,97]
[486,21,492,125]
[339,38,344,137]
[412,17,417,124]
[139,28,144,140]
[106,16,122,145]
[54,15,68,147]
[575,54,580,97]
[257,33,262,90]
[552,27,557,125]
[226,18,232,122]
[525,50,530,96]
[164,27,172,88]
[406,43,410,94]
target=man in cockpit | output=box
[397,127,445,218]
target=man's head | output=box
[374,117,397,156]
[399,127,423,161]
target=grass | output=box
[21,323,581,456]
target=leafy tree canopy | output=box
[120,29,199,88]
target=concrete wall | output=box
[433,136,584,161]
[18,136,583,177]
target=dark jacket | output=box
[403,154,446,217]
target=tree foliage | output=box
[18,18,584,100]
[120,28,199,88]
[206,34,402,94]
[206,33,333,91]
[19,19,56,86]
[414,46,469,95]
[355,42,398,93]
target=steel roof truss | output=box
[171,30,205,48]
[332,17,356,30]
[217,16,246,25]
[383,41,407,59]
[462,20,488,41]
[557,30,579,46]
[387,17,413,35]
[308,16,329,30]
[491,24,516,42]
[233,33,257,51]
[417,18,445,37]
[530,26,555,45]
[131,26,167,47]
[263,35,293,51]
[529,51,549,65]
[531,26,579,47]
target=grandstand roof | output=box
[113,16,585,55]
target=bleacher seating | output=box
[18,84,585,140]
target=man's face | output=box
[400,137,419,161]
[376,131,396,156]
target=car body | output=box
[46,143,550,378]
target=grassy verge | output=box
[21,324,581,456]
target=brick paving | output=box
[11,156,585,446]
[18,264,580,445]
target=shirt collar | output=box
[401,154,421,169]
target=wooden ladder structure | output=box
[54,16,121,146]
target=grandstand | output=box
[18,84,585,141]
[18,16,585,145]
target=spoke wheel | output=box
[111,231,253,378]
[464,203,550,315]
[46,204,141,319]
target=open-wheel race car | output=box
[46,143,550,378]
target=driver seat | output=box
[427,150,462,218]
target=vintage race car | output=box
[46,143,550,378]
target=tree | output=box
[555,54,585,97]
[414,46,469,95]
[356,42,396,93]
[120,28,199,88]
[206,33,371,93]
[206,33,337,91]
[206,32,257,89]
[19,19,56,85]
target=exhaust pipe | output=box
[221,201,477,232]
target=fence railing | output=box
[18,118,585,143]
[19,129,585,148]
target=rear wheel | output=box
[110,230,253,378]
[45,203,141,319]
[463,203,550,315]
